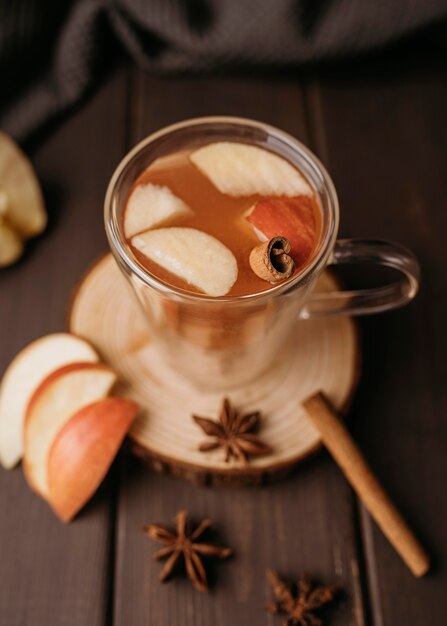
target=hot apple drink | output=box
[123,142,321,297]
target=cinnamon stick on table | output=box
[302,392,430,578]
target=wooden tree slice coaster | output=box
[68,254,360,486]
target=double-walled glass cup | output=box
[105,117,420,390]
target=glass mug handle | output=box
[299,239,420,319]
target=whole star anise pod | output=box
[266,569,339,626]
[192,397,272,464]
[143,510,232,592]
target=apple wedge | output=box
[0,219,23,267]
[246,196,318,266]
[131,227,238,297]
[124,183,192,238]
[0,333,99,469]
[47,397,139,522]
[0,131,47,239]
[23,362,117,496]
[190,142,312,198]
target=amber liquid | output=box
[124,148,321,297]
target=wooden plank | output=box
[112,71,367,626]
[312,59,447,623]
[129,71,316,144]
[0,68,128,626]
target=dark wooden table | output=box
[1,54,446,625]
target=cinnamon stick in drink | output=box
[303,392,430,577]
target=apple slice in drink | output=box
[23,362,117,496]
[124,183,193,238]
[0,333,99,469]
[131,227,238,297]
[47,397,139,522]
[190,142,312,198]
[246,196,318,266]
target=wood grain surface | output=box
[68,254,359,484]
[0,68,128,626]
[1,53,446,625]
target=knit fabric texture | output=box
[1,0,446,142]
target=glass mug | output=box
[105,117,419,390]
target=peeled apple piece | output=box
[190,142,312,198]
[124,183,193,238]
[0,132,46,239]
[0,220,23,267]
[132,227,238,296]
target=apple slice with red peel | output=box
[246,196,318,266]
[23,362,117,497]
[124,183,193,238]
[47,397,139,522]
[0,333,99,469]
[132,227,238,296]
[190,142,312,198]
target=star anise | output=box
[192,397,272,464]
[143,510,232,592]
[266,570,339,626]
